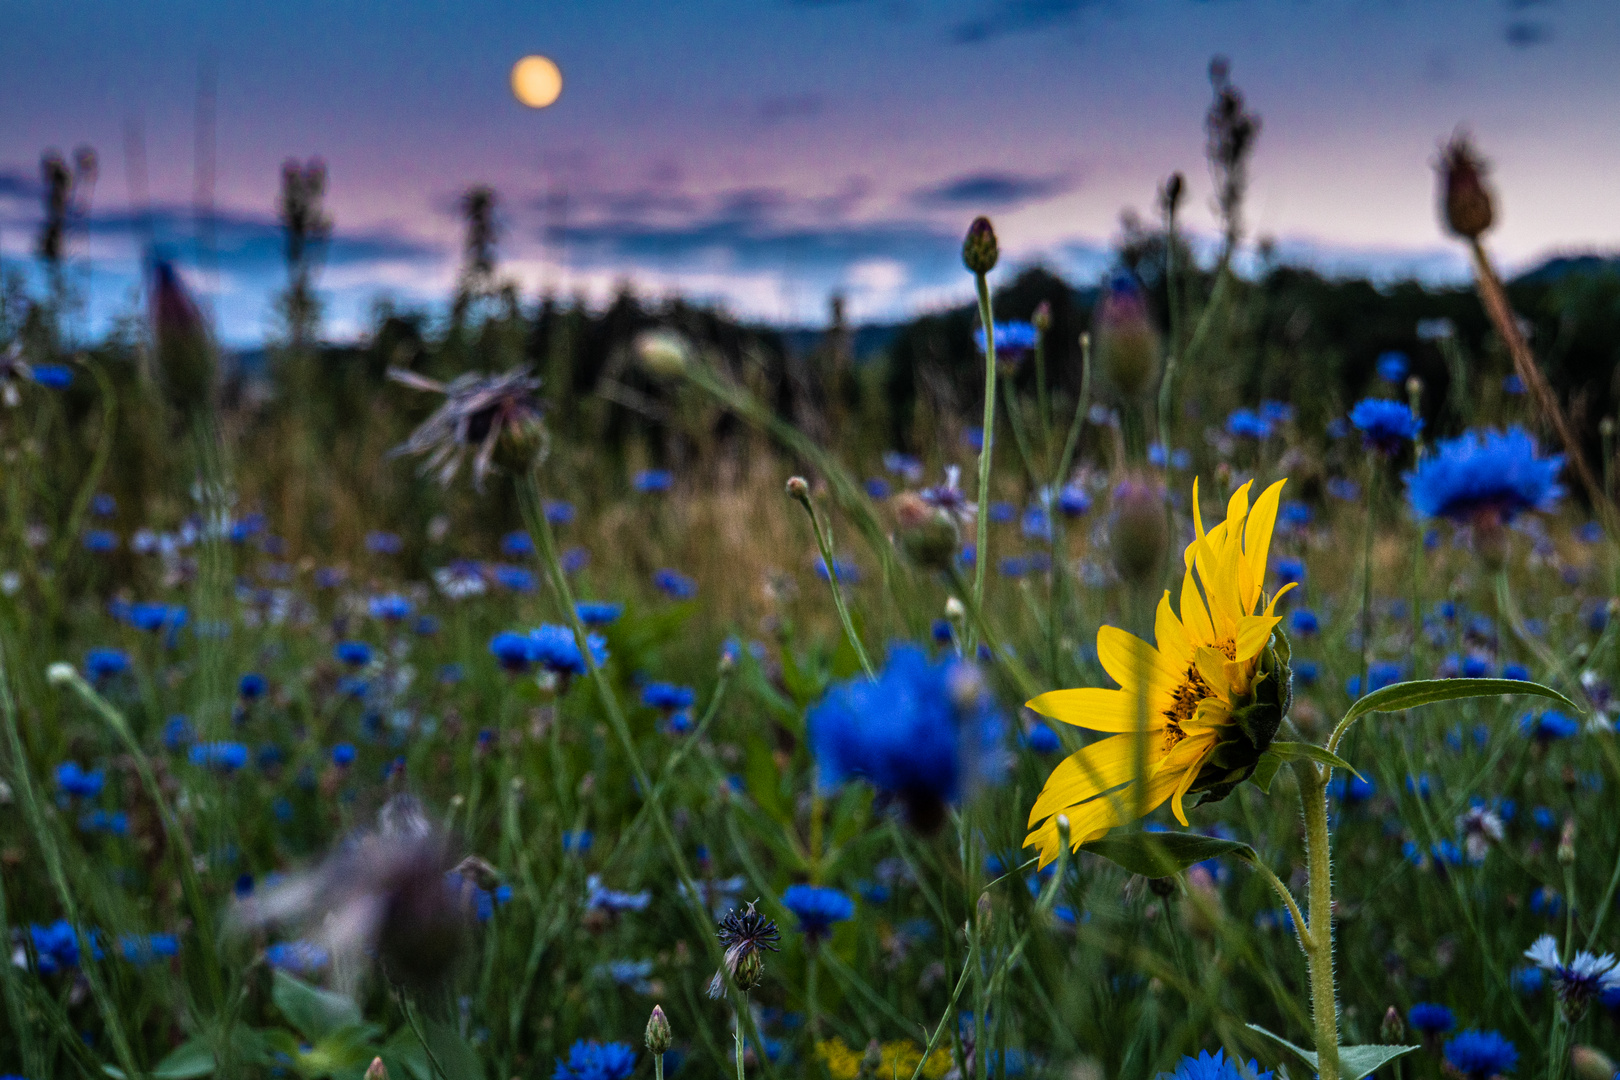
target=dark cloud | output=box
[0,169,42,201]
[758,93,825,123]
[1504,19,1552,46]
[950,0,1095,44]
[912,171,1074,209]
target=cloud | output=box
[1503,19,1552,46]
[74,206,441,270]
[758,93,825,123]
[0,170,40,201]
[950,0,1096,44]
[911,171,1075,210]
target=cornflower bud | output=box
[1032,300,1052,334]
[645,1004,672,1055]
[893,492,960,572]
[1094,275,1160,398]
[1571,1046,1616,1080]
[1559,819,1577,865]
[1380,1006,1405,1043]
[785,476,811,505]
[1109,472,1169,585]
[962,216,999,276]
[365,1058,389,1080]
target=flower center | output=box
[1161,640,1237,750]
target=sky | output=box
[3,0,1618,345]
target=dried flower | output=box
[707,901,780,997]
[388,367,547,490]
[1439,132,1494,240]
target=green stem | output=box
[1357,453,1379,707]
[969,273,998,653]
[656,1050,665,1080]
[1294,760,1340,1080]
[1034,330,1052,468]
[1053,334,1092,489]
[401,989,450,1080]
[790,485,875,679]
[736,991,749,1080]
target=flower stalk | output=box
[1295,759,1341,1080]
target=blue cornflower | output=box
[1289,609,1319,635]
[529,624,608,676]
[562,829,593,855]
[368,594,413,621]
[1294,659,1318,685]
[1443,1030,1517,1079]
[1157,1048,1273,1080]
[1409,1002,1455,1035]
[931,619,954,644]
[554,1040,637,1080]
[29,920,82,973]
[642,682,695,711]
[974,321,1039,355]
[633,469,673,494]
[1280,501,1312,528]
[1462,654,1492,678]
[1524,935,1620,1012]
[123,602,185,633]
[238,673,268,700]
[56,761,104,798]
[1346,661,1403,697]
[1259,400,1294,425]
[84,647,130,680]
[189,742,249,771]
[83,529,118,553]
[31,363,73,388]
[988,501,1016,524]
[494,564,537,592]
[781,884,855,940]
[653,569,697,599]
[560,546,590,574]
[1520,710,1579,742]
[545,500,575,525]
[491,631,535,672]
[1350,398,1422,453]
[576,601,623,626]
[1404,427,1562,523]
[1225,408,1272,439]
[500,530,536,558]
[266,941,330,975]
[808,644,1006,827]
[864,476,892,499]
[1376,350,1409,384]
[163,716,195,751]
[1274,556,1305,585]
[118,933,179,965]
[365,531,404,555]
[1024,723,1061,753]
[1513,965,1546,995]
[816,557,860,584]
[1327,477,1360,501]
[335,641,373,667]
[1504,374,1526,395]
[585,875,650,913]
[331,743,357,767]
[1057,484,1091,517]
[1021,504,1052,543]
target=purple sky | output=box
[3,0,1617,344]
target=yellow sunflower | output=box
[1024,478,1295,867]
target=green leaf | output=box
[1246,1024,1420,1080]
[152,1038,217,1079]
[1251,752,1283,794]
[1267,741,1362,778]
[1080,830,1256,878]
[271,969,362,1043]
[1340,678,1578,731]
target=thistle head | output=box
[1439,132,1495,240]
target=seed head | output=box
[1109,473,1169,584]
[962,217,999,276]
[1439,133,1494,240]
[707,900,780,998]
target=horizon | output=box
[6,0,1620,347]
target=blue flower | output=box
[56,761,105,798]
[1021,505,1053,543]
[781,884,855,938]
[642,682,695,711]
[864,477,892,499]
[560,547,590,574]
[529,624,608,675]
[1443,1030,1517,1079]
[633,469,673,493]
[988,501,1016,524]
[1158,1048,1273,1080]
[576,601,623,626]
[1293,660,1318,685]
[494,564,537,593]
[1520,709,1579,742]
[1024,723,1061,754]
[1404,426,1563,523]
[31,363,74,389]
[1057,484,1091,517]
[554,1040,637,1080]
[545,501,576,525]
[335,641,373,667]
[1279,501,1313,527]
[1504,374,1526,395]
[1274,556,1305,585]
[84,647,130,680]
[1259,400,1294,425]
[1377,350,1409,384]
[1523,934,1620,1010]
[974,321,1039,355]
[931,619,954,644]
[816,557,860,584]
[1512,965,1546,995]
[1289,609,1319,635]
[163,716,195,750]
[653,569,697,599]
[1350,398,1422,452]
[365,531,404,555]
[491,631,535,672]
[83,529,118,553]
[500,530,535,558]
[1225,408,1272,439]
[1346,661,1403,697]
[562,829,593,854]
[122,602,185,634]
[266,940,329,975]
[118,933,179,965]
[368,594,413,621]
[331,743,357,767]
[189,742,249,771]
[238,673,268,700]
[808,644,1006,825]
[28,920,82,973]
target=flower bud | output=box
[1094,275,1160,399]
[1032,300,1052,334]
[1439,134,1494,240]
[1572,1046,1616,1080]
[1160,173,1185,218]
[785,476,811,506]
[635,328,691,377]
[893,492,960,572]
[1559,818,1577,865]
[365,1057,389,1080]
[1380,1006,1405,1044]
[1109,473,1168,585]
[962,216,999,276]
[735,947,766,991]
[944,596,965,621]
[645,1004,672,1055]
[857,1040,885,1080]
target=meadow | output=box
[4,77,1620,1080]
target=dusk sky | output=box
[4,0,1619,345]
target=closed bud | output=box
[962,216,999,276]
[893,492,960,572]
[1380,1006,1405,1043]
[1032,300,1052,334]
[1160,173,1185,218]
[635,329,691,378]
[1559,818,1577,865]
[857,1040,885,1080]
[1572,1046,1616,1080]
[1109,473,1169,585]
[785,476,811,505]
[1439,133,1494,240]
[1602,417,1616,439]
[1094,275,1160,398]
[365,1057,389,1080]
[494,411,550,474]
[645,1004,672,1055]
[735,947,766,991]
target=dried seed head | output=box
[707,900,780,998]
[1439,133,1495,240]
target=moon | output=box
[511,55,563,109]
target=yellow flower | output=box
[1024,478,1295,867]
[817,1039,951,1080]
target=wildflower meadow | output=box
[7,56,1620,1080]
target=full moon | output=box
[511,55,562,109]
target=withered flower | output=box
[387,366,546,490]
[706,900,780,998]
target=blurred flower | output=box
[1525,935,1620,1016]
[387,366,546,491]
[1408,1002,1454,1036]
[653,569,697,599]
[365,531,404,555]
[920,465,977,525]
[239,673,268,700]
[336,641,373,668]
[56,761,104,798]
[1057,484,1091,517]
[1350,398,1422,453]
[529,625,608,676]
[1157,1049,1272,1080]
[369,594,413,621]
[1376,351,1409,384]
[641,682,695,711]
[633,469,673,494]
[1439,133,1495,240]
[190,742,249,771]
[31,363,74,389]
[1520,710,1579,742]
[1225,409,1271,439]
[708,900,780,997]
[576,601,623,626]
[266,940,330,975]
[493,564,537,593]
[1094,274,1160,397]
[781,884,854,942]
[1404,427,1562,524]
[83,648,130,680]
[554,1040,637,1080]
[816,557,860,584]
[500,531,535,558]
[1458,805,1504,863]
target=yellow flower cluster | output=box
[816,1039,951,1080]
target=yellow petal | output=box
[1191,476,1205,542]
[1195,647,1231,698]
[1026,687,1163,732]
[1180,567,1215,644]
[1027,736,1145,825]
[1154,591,1191,667]
[1244,479,1286,589]
[1184,697,1230,730]
[1264,582,1297,617]
[1097,625,1183,695]
[1235,614,1281,662]
[1226,480,1253,527]
[1167,733,1217,824]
